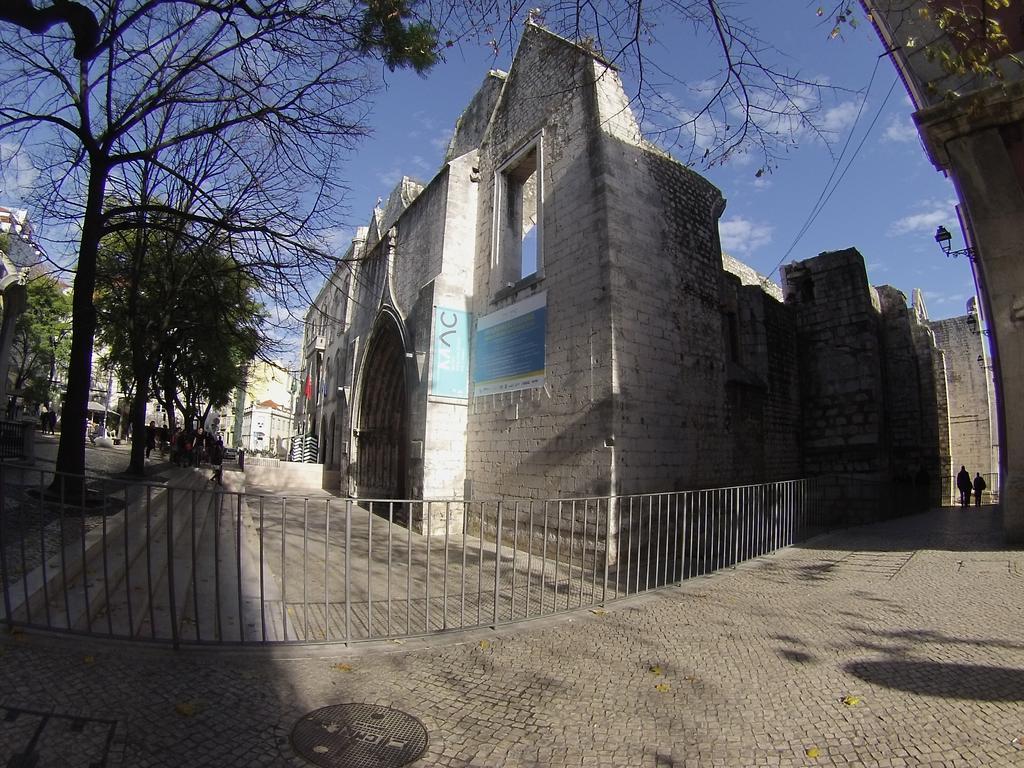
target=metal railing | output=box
[0,465,829,646]
[0,421,32,460]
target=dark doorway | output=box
[355,316,408,501]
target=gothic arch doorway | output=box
[355,313,409,500]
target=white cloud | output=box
[719,216,774,256]
[888,199,957,236]
[923,290,969,309]
[323,227,354,257]
[882,115,919,143]
[670,108,719,151]
[431,128,453,153]
[377,167,403,189]
[821,100,860,134]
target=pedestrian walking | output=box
[209,438,225,485]
[956,465,972,507]
[973,473,987,507]
[193,426,206,467]
[145,421,156,459]
[182,429,195,467]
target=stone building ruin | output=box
[295,24,993,534]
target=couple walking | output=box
[956,466,986,507]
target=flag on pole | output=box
[304,374,312,400]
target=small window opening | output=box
[496,144,541,288]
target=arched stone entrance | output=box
[354,313,409,500]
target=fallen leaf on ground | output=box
[333,663,353,672]
[175,702,197,717]
[83,655,95,665]
[654,682,670,693]
[841,695,861,707]
[805,746,821,758]
[590,608,607,616]
[648,665,663,676]
[479,639,491,650]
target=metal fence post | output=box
[166,488,179,650]
[492,501,503,627]
[0,465,12,632]
[344,499,352,645]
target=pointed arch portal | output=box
[355,314,409,500]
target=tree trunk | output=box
[165,384,176,429]
[53,159,107,488]
[127,373,150,475]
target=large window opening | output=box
[495,140,542,290]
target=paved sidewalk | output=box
[1,505,1021,767]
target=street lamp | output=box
[934,226,976,260]
[966,314,991,337]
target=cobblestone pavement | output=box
[1,435,186,598]
[1,504,1021,767]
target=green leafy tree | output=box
[8,273,72,408]
[155,250,266,431]
[97,207,269,475]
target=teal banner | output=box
[430,307,470,398]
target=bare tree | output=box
[0,0,438,485]
[441,0,847,170]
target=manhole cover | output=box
[290,704,428,768]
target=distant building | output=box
[0,207,37,412]
[227,360,296,448]
[240,399,292,455]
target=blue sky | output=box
[333,1,975,322]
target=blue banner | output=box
[473,292,546,396]
[430,307,470,398]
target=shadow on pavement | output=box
[791,506,1013,553]
[844,659,1024,702]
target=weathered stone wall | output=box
[783,250,886,478]
[782,250,889,524]
[761,295,803,479]
[876,285,947,510]
[466,27,616,500]
[421,151,480,501]
[601,137,729,493]
[728,279,802,483]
